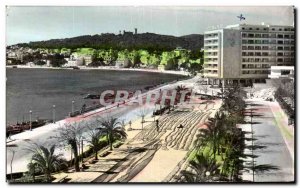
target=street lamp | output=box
[250,108,255,182]
[29,110,32,131]
[52,105,56,123]
[72,100,75,113]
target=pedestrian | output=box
[156,119,159,132]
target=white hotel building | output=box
[203,24,295,86]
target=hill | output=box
[18,32,204,52]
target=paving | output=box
[239,99,294,182]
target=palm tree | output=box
[87,129,104,160]
[97,117,127,151]
[194,112,227,159]
[27,162,37,182]
[179,153,220,182]
[28,144,67,182]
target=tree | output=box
[97,117,127,150]
[53,122,85,172]
[27,162,37,182]
[136,108,152,130]
[27,144,67,182]
[179,153,220,182]
[87,128,105,160]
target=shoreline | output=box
[6,65,190,76]
[6,76,196,174]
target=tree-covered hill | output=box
[18,32,204,52]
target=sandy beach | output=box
[6,76,199,174]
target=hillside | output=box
[18,32,204,52]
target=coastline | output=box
[6,76,196,174]
[6,65,190,76]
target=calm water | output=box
[6,68,186,125]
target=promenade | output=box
[6,76,204,174]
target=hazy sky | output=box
[6,6,294,45]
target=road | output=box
[241,99,294,182]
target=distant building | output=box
[203,23,295,86]
[123,30,133,35]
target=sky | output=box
[6,6,294,45]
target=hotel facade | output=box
[203,24,295,86]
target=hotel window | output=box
[277,46,283,50]
[256,28,259,30]
[262,52,268,56]
[284,47,290,51]
[264,28,267,31]
[242,27,245,30]
[272,28,275,31]
[262,64,270,68]
[255,52,261,56]
[262,58,269,62]
[249,28,253,30]
[262,40,269,44]
[277,52,283,56]
[277,58,283,62]
[249,64,254,68]
[242,46,247,50]
[255,40,261,44]
[242,52,247,56]
[248,46,254,50]
[277,34,283,38]
[277,40,283,44]
[284,35,289,39]
[262,46,269,50]
[242,58,247,62]
[262,34,268,38]
[242,33,247,37]
[242,64,246,68]
[255,58,260,62]
[242,70,250,74]
[291,47,295,51]
[255,46,261,50]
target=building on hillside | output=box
[203,23,295,86]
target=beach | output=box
[6,76,201,174]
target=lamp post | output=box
[250,108,255,182]
[72,100,75,113]
[52,105,56,123]
[29,110,32,131]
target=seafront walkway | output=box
[6,76,206,174]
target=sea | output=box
[6,68,186,125]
